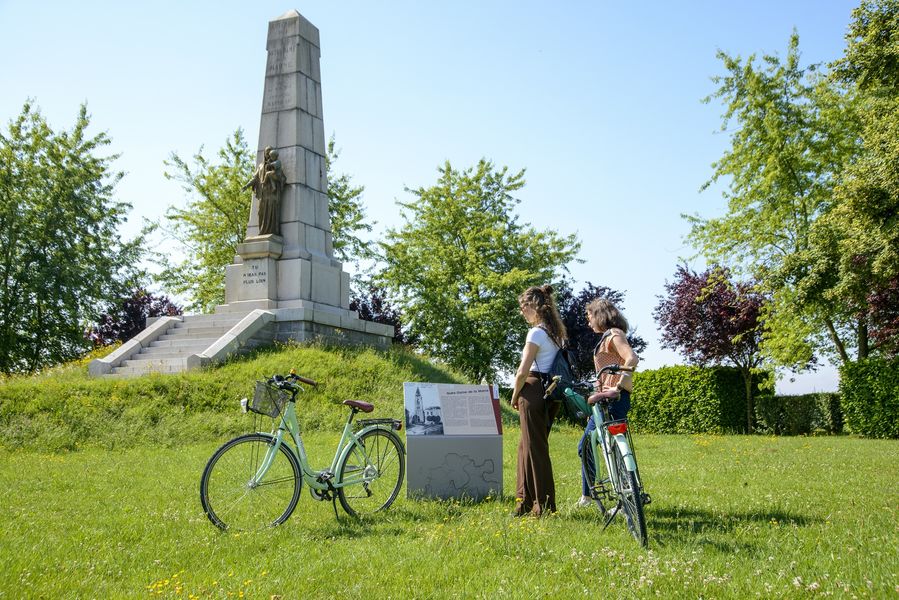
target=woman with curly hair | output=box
[575,298,639,509]
[510,284,567,516]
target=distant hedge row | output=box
[629,359,899,438]
[755,393,842,436]
[629,366,770,434]
[840,357,899,439]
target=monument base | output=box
[213,303,394,351]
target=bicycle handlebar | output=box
[288,369,318,387]
[598,363,635,376]
[269,370,319,391]
[544,376,560,399]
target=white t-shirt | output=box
[525,326,559,373]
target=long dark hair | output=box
[518,285,568,348]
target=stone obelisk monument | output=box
[218,9,393,348]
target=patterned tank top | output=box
[594,328,632,392]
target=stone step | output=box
[149,337,220,349]
[173,318,243,331]
[180,313,247,325]
[111,364,184,376]
[132,349,201,360]
[158,328,229,340]
[122,357,187,368]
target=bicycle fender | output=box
[613,434,638,472]
[335,425,395,473]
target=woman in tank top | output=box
[510,285,567,516]
[575,298,639,508]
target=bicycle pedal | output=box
[642,492,652,505]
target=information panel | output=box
[403,383,502,436]
[404,383,503,500]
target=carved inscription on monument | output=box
[241,263,268,286]
[266,40,298,76]
[263,75,297,113]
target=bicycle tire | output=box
[613,444,647,547]
[337,428,405,518]
[200,433,302,531]
[580,435,608,513]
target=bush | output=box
[754,393,842,435]
[840,357,899,439]
[630,365,771,434]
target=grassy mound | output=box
[0,342,470,452]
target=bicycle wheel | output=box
[200,434,302,531]
[613,445,647,547]
[337,428,405,518]
[580,435,608,512]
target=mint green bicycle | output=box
[200,370,405,530]
[557,364,650,547]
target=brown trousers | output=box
[515,374,556,516]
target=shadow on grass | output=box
[566,503,820,553]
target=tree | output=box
[689,32,863,368]
[867,277,899,357]
[555,280,647,378]
[88,289,182,346]
[818,0,899,359]
[325,137,377,269]
[155,129,254,313]
[0,102,143,373]
[654,265,767,431]
[349,283,416,346]
[378,159,580,382]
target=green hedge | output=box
[630,366,770,434]
[840,357,899,439]
[754,393,842,435]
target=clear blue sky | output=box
[0,1,859,392]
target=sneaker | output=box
[574,496,593,508]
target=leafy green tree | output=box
[689,33,862,368]
[819,0,899,359]
[155,129,254,313]
[325,137,376,268]
[378,159,580,381]
[0,102,143,373]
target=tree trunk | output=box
[742,365,754,434]
[857,317,869,359]
[824,318,849,364]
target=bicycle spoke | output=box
[254,475,297,487]
[337,429,404,518]
[200,435,301,531]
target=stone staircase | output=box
[93,313,268,377]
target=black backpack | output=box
[540,343,585,423]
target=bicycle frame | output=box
[587,402,639,493]
[252,399,386,492]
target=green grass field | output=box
[1,428,896,598]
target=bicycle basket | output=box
[250,381,289,418]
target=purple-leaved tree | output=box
[88,289,182,347]
[654,265,767,432]
[556,281,647,379]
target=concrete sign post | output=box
[404,383,503,500]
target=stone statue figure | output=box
[243,146,286,236]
